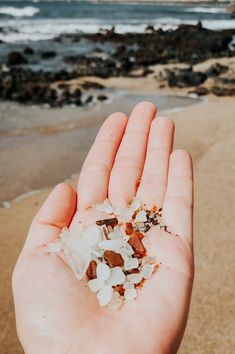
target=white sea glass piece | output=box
[135,210,147,222]
[88,278,104,293]
[130,197,141,212]
[127,273,143,284]
[107,267,125,286]
[46,240,62,253]
[97,284,113,306]
[93,199,113,214]
[99,239,124,251]
[124,257,139,271]
[123,281,134,290]
[97,263,111,281]
[82,224,101,248]
[124,288,137,301]
[141,264,155,279]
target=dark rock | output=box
[63,26,234,78]
[189,86,209,96]
[72,88,82,105]
[58,89,71,105]
[94,47,103,53]
[142,67,154,76]
[206,63,229,77]
[119,58,133,74]
[82,81,104,90]
[215,77,235,85]
[145,25,155,32]
[0,67,83,107]
[7,51,28,66]
[1,25,235,106]
[57,83,69,90]
[99,26,115,39]
[54,36,63,42]
[73,88,82,97]
[115,44,127,58]
[97,94,108,101]
[41,51,57,59]
[63,55,78,64]
[52,69,77,81]
[210,86,235,96]
[168,68,207,88]
[24,47,34,55]
[197,21,203,29]
[84,95,93,104]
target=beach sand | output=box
[0,93,235,353]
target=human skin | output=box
[12,102,194,354]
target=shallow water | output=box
[0,90,201,133]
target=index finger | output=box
[77,112,128,209]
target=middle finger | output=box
[109,101,156,209]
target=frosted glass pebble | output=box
[124,288,137,301]
[124,257,139,271]
[97,263,111,281]
[82,224,101,247]
[141,264,155,279]
[97,285,113,306]
[88,279,104,293]
[123,281,134,290]
[46,241,62,253]
[99,239,124,251]
[107,267,125,286]
[135,210,147,222]
[130,197,141,212]
[93,199,113,214]
[127,273,143,284]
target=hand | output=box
[13,102,194,354]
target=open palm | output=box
[13,102,194,354]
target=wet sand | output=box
[0,94,235,353]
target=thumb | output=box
[23,183,77,252]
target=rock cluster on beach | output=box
[0,24,235,107]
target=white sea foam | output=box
[0,17,234,43]
[203,19,235,30]
[185,6,227,14]
[0,6,39,18]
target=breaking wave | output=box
[0,6,39,18]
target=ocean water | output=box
[0,1,234,43]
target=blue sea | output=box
[0,1,234,43]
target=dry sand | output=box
[0,93,235,353]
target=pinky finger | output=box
[162,149,194,244]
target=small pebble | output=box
[97,263,111,281]
[107,267,125,286]
[141,264,155,279]
[127,273,143,284]
[123,281,135,290]
[97,285,113,306]
[88,278,104,293]
[124,288,137,301]
[124,257,139,271]
[135,210,147,222]
[99,239,124,251]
